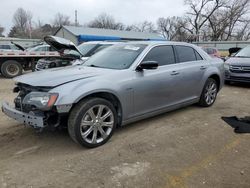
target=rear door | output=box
[173,45,209,102]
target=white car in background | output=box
[35,36,120,71]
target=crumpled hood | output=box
[226,57,250,66]
[44,35,83,56]
[14,66,112,87]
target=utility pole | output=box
[28,19,32,39]
[75,10,78,26]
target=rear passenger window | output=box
[143,45,175,66]
[176,46,197,63]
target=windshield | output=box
[68,43,97,56]
[84,44,147,70]
[235,46,250,57]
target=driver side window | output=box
[143,45,176,66]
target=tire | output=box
[1,60,22,78]
[199,78,218,107]
[68,98,117,148]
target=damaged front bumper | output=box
[1,102,44,128]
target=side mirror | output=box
[136,61,158,71]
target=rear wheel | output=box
[1,60,22,78]
[68,98,117,148]
[199,78,218,107]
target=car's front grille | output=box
[230,65,250,73]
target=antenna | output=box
[75,10,78,26]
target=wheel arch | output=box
[208,74,221,89]
[71,91,123,127]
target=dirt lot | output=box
[0,76,250,188]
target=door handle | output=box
[200,66,207,70]
[171,71,180,76]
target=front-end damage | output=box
[2,83,69,131]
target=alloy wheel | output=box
[204,82,217,105]
[80,105,114,144]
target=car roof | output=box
[80,41,123,45]
[80,41,206,52]
[120,41,201,48]
[81,41,188,45]
[119,41,211,59]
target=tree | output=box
[13,8,32,38]
[157,17,184,40]
[87,13,124,30]
[156,17,193,41]
[52,13,71,27]
[185,0,226,41]
[205,0,249,40]
[235,20,250,40]
[126,21,156,33]
[223,0,249,40]
[8,26,19,37]
[13,8,32,33]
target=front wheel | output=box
[68,98,117,148]
[199,78,218,107]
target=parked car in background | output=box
[27,44,55,52]
[35,36,118,71]
[228,47,242,57]
[224,45,250,83]
[2,41,224,148]
[202,47,221,58]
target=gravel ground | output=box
[0,76,250,188]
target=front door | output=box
[132,45,179,116]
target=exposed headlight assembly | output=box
[23,92,58,110]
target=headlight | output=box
[23,92,58,110]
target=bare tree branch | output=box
[52,13,71,27]
[87,13,124,30]
[126,21,156,33]
[185,0,226,41]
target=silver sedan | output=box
[2,41,224,148]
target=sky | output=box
[0,0,187,35]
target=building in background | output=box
[54,25,165,45]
